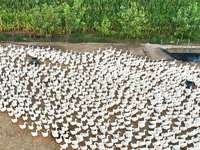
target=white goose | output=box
[52,128,59,138]
[28,122,35,130]
[91,128,98,135]
[70,128,79,135]
[89,142,97,150]
[60,143,68,150]
[11,116,18,123]
[71,143,79,149]
[22,113,28,121]
[56,135,63,143]
[31,129,38,137]
[19,122,27,130]
[76,133,84,142]
[115,143,122,149]
[42,129,49,137]
[80,143,88,150]
[82,130,90,137]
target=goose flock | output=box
[0,44,200,150]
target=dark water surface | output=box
[170,53,200,62]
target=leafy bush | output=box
[137,33,149,39]
[163,35,175,42]
[14,34,22,41]
[71,34,85,37]
[0,33,5,41]
[149,37,160,44]
[179,39,188,44]
[23,34,29,38]
[190,32,200,41]
[95,34,102,37]
[5,33,10,37]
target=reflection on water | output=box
[170,53,200,62]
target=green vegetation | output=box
[0,0,199,42]
[14,34,22,42]
[0,33,5,41]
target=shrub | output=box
[0,33,5,41]
[15,34,22,41]
[23,34,29,38]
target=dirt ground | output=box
[0,42,199,150]
[0,112,60,150]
